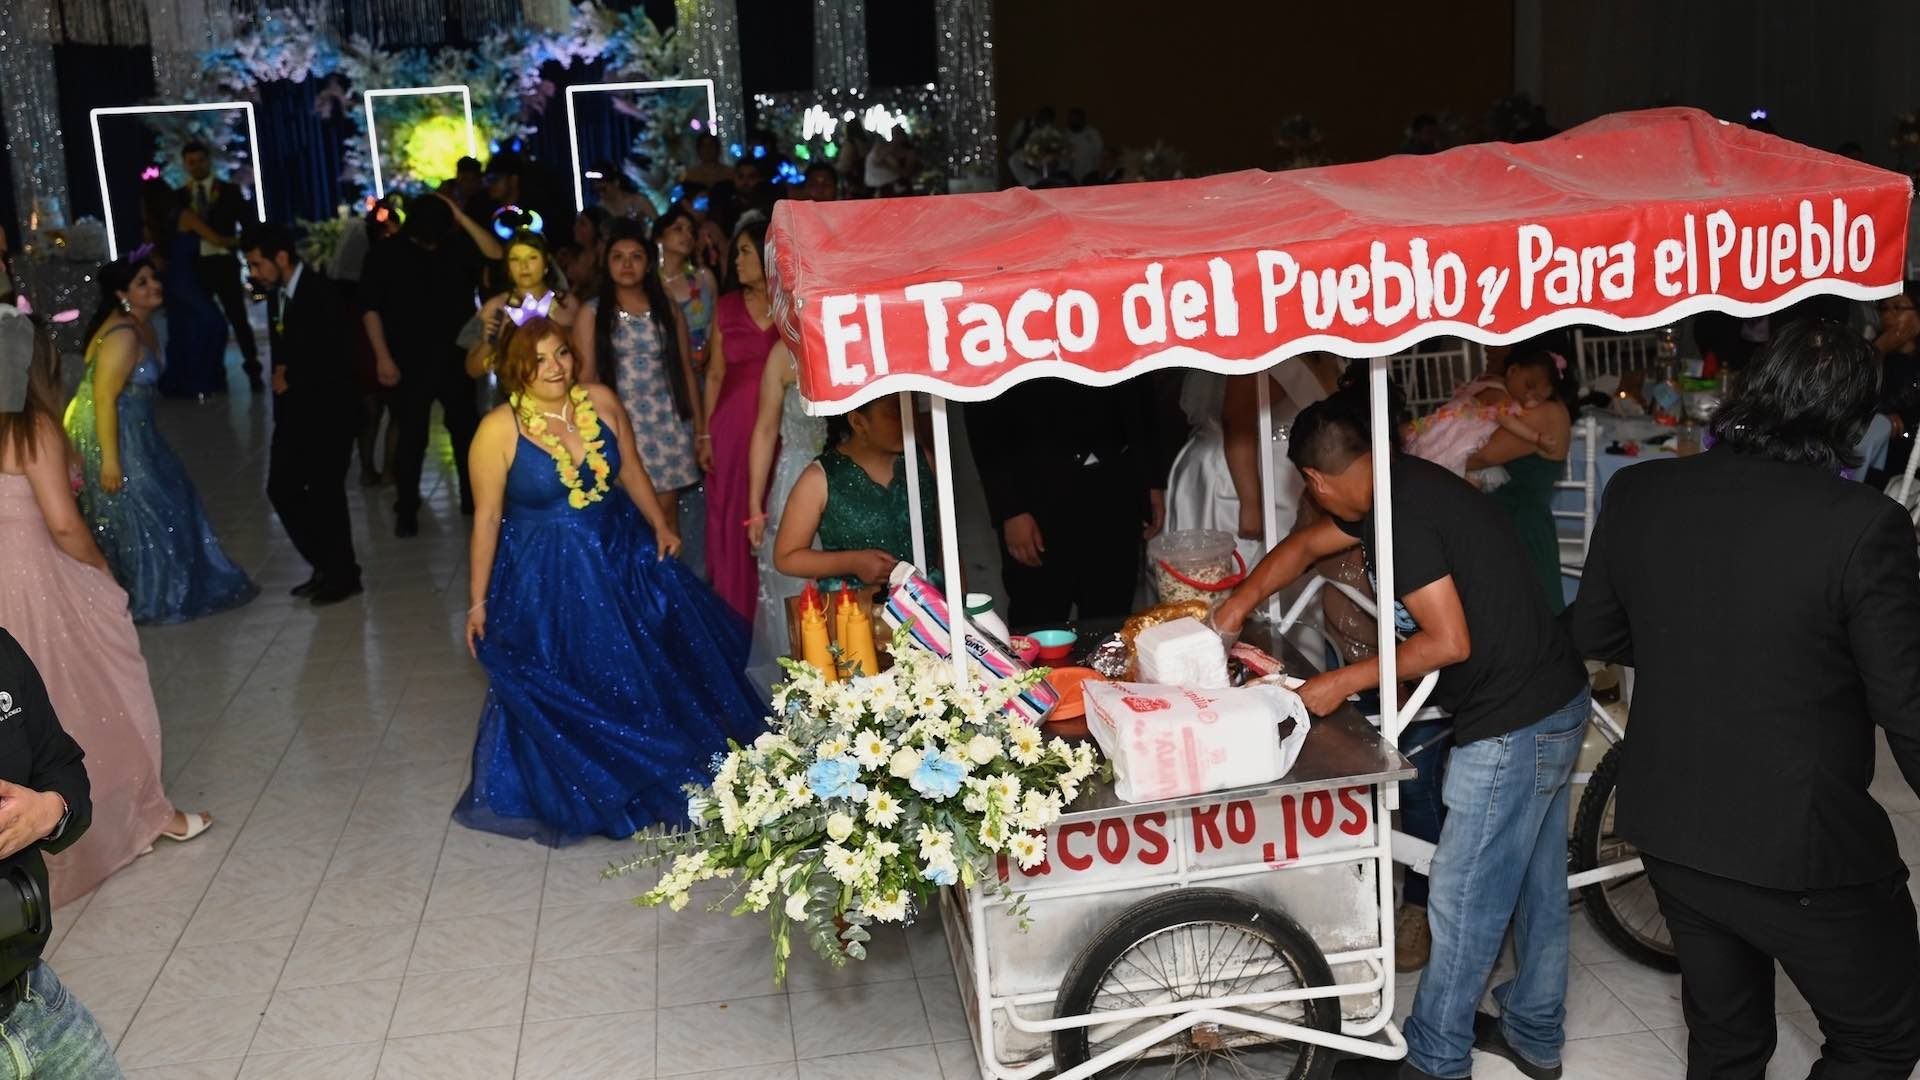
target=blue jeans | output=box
[0,964,122,1079]
[1404,688,1590,1079]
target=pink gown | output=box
[705,292,779,619]
[0,471,173,905]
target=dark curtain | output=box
[255,78,353,224]
[55,43,155,248]
[867,1,938,89]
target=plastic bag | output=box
[1083,681,1311,802]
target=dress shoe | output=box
[309,577,364,606]
[1334,1055,1459,1080]
[1473,1012,1562,1080]
[1395,904,1431,972]
[289,574,321,598]
[395,513,419,539]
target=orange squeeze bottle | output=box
[798,583,836,681]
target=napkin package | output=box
[1083,680,1311,802]
[1134,616,1230,689]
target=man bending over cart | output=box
[1215,384,1589,1080]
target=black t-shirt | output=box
[1335,453,1586,744]
[358,234,484,369]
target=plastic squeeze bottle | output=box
[843,590,880,678]
[798,582,837,681]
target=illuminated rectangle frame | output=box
[565,79,718,212]
[90,101,266,261]
[364,84,478,199]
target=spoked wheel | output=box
[1570,741,1679,972]
[1051,888,1340,1079]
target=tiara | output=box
[503,290,556,327]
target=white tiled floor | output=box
[43,358,1920,1078]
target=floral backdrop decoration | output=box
[150,3,688,195]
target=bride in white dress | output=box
[1165,353,1344,567]
[743,341,827,693]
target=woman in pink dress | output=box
[0,311,210,904]
[700,216,779,619]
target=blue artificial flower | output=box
[806,757,865,801]
[909,752,965,802]
[921,862,957,886]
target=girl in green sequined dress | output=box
[772,397,937,590]
[1465,347,1576,613]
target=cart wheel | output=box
[1570,741,1679,973]
[1051,888,1340,1078]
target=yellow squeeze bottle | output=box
[844,590,880,678]
[799,583,836,681]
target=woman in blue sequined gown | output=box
[457,316,764,845]
[66,257,257,624]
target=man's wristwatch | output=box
[44,793,70,843]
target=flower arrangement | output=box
[515,385,611,509]
[611,630,1101,982]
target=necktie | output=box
[194,182,208,215]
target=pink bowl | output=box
[1009,635,1040,665]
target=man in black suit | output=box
[1571,319,1920,1079]
[243,225,363,605]
[966,378,1165,627]
[177,141,263,390]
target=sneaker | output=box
[1473,1012,1562,1080]
[1395,904,1431,972]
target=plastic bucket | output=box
[1146,529,1246,607]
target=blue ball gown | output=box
[455,424,767,845]
[66,325,258,624]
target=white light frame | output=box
[565,79,718,212]
[364,85,478,199]
[90,101,266,261]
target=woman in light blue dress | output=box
[66,257,256,624]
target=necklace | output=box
[538,401,576,433]
[514,385,611,510]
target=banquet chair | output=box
[1572,329,1660,389]
[1556,416,1600,578]
[1389,342,1481,414]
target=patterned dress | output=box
[586,297,700,492]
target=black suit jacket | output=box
[267,267,359,428]
[175,179,247,245]
[1570,445,1920,890]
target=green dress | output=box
[1489,453,1566,614]
[815,449,939,587]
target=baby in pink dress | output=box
[1407,370,1552,490]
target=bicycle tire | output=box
[1570,742,1680,973]
[1051,887,1341,1078]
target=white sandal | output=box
[158,811,213,844]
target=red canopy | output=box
[767,108,1912,414]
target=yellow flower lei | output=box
[516,385,612,509]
